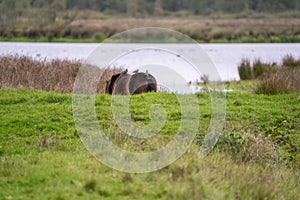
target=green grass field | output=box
[0,85,299,199]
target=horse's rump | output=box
[129,72,148,94]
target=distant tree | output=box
[137,0,147,16]
[153,0,163,16]
[76,0,93,10]
[215,0,245,13]
[287,0,299,10]
[161,0,185,12]
[49,0,66,23]
[1,0,300,24]
[127,0,138,17]
[66,0,77,9]
[15,0,30,16]
[30,0,47,7]
[190,0,204,15]
[0,0,17,28]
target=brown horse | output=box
[105,69,157,95]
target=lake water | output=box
[1,42,299,83]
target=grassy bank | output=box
[0,87,299,199]
[1,17,300,43]
[0,36,100,43]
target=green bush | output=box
[93,33,105,43]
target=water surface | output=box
[1,42,299,81]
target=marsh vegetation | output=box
[0,55,299,199]
[238,55,300,94]
[0,87,299,199]
[1,0,300,43]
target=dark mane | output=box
[105,69,128,94]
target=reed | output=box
[256,68,300,94]
[255,55,300,94]
[0,55,121,93]
[282,54,300,68]
[238,58,252,80]
[252,59,278,78]
[237,55,300,94]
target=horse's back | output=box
[129,73,149,94]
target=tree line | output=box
[0,0,299,19]
[1,0,299,42]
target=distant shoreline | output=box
[1,17,300,43]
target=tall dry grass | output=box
[237,55,300,94]
[0,55,121,93]
[255,55,300,94]
[256,68,300,94]
[282,54,300,68]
